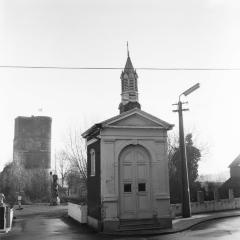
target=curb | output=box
[98,211,240,237]
[169,212,240,234]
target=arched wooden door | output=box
[119,145,152,219]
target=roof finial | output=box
[127,41,129,57]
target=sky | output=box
[1,0,240,175]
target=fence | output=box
[171,197,240,217]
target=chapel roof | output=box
[229,154,240,168]
[82,107,174,138]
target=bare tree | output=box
[56,150,70,188]
[64,129,87,182]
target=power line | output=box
[1,65,240,71]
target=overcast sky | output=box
[1,0,240,175]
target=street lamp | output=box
[173,83,200,218]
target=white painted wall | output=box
[100,126,171,221]
[68,202,87,223]
[171,198,240,217]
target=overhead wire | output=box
[1,65,240,71]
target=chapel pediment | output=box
[108,114,160,127]
[102,108,173,130]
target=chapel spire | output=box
[118,44,141,114]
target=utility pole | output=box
[176,101,191,217]
[173,83,200,218]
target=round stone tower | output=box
[13,116,52,169]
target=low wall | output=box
[68,202,87,223]
[171,197,240,217]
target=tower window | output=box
[123,79,128,91]
[90,149,95,176]
[129,79,134,89]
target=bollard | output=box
[5,206,11,228]
[229,189,234,200]
[197,191,204,203]
[213,190,220,201]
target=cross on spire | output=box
[127,41,129,57]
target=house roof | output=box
[229,154,240,168]
[82,108,174,138]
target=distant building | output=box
[13,116,52,169]
[82,50,173,233]
[219,154,240,198]
[229,155,240,178]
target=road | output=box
[1,208,240,240]
[0,213,108,240]
[168,216,240,240]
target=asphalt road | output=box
[169,216,240,240]
[1,211,240,240]
[1,214,107,240]
[147,216,240,240]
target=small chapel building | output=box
[82,50,174,233]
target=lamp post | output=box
[173,83,200,218]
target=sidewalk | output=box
[103,209,240,236]
[159,209,240,235]
[7,204,240,237]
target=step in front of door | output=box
[119,218,162,231]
